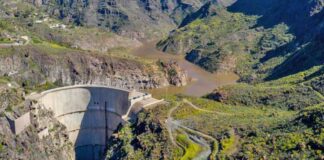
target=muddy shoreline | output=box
[130,41,239,97]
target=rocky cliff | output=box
[0,45,187,90]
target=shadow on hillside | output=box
[265,40,324,80]
[305,66,324,80]
[228,0,324,80]
[228,0,317,36]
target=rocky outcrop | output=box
[159,60,188,86]
[0,88,73,160]
[0,46,187,89]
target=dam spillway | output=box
[32,85,163,160]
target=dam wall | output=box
[32,85,163,160]
[38,86,131,160]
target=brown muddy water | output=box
[130,41,239,97]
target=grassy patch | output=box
[173,97,295,136]
[209,82,322,110]
[176,133,202,160]
[0,37,13,44]
[30,81,58,92]
[0,76,10,85]
[219,130,236,156]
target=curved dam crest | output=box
[30,85,163,160]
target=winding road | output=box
[165,99,220,159]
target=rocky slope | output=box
[104,1,324,159]
[229,0,324,79]
[0,87,73,159]
[158,0,324,82]
[0,0,142,52]
[27,0,209,39]
[27,0,237,39]
[106,63,324,160]
[0,45,188,90]
[0,0,323,160]
[0,0,188,90]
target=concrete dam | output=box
[29,85,163,160]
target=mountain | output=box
[0,1,189,159]
[0,0,323,160]
[0,0,188,89]
[26,0,209,39]
[158,0,324,82]
[229,0,324,80]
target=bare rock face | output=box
[158,60,188,87]
[0,47,188,89]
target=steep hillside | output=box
[0,0,323,160]
[105,1,324,159]
[0,1,189,159]
[26,0,209,39]
[107,65,324,159]
[0,0,142,52]
[0,0,188,90]
[158,0,324,82]
[229,0,324,80]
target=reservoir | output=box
[130,41,239,97]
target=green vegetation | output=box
[0,20,16,32]
[219,130,236,156]
[176,134,202,160]
[0,37,13,43]
[106,110,178,160]
[173,97,295,135]
[158,3,315,84]
[0,142,4,152]
[210,83,322,110]
[236,104,324,159]
[108,64,323,159]
[209,141,219,160]
[0,1,322,160]
[31,37,42,44]
[108,87,322,159]
[208,66,324,110]
[0,76,10,84]
[30,81,58,92]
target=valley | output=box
[0,0,323,160]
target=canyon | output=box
[0,0,323,159]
